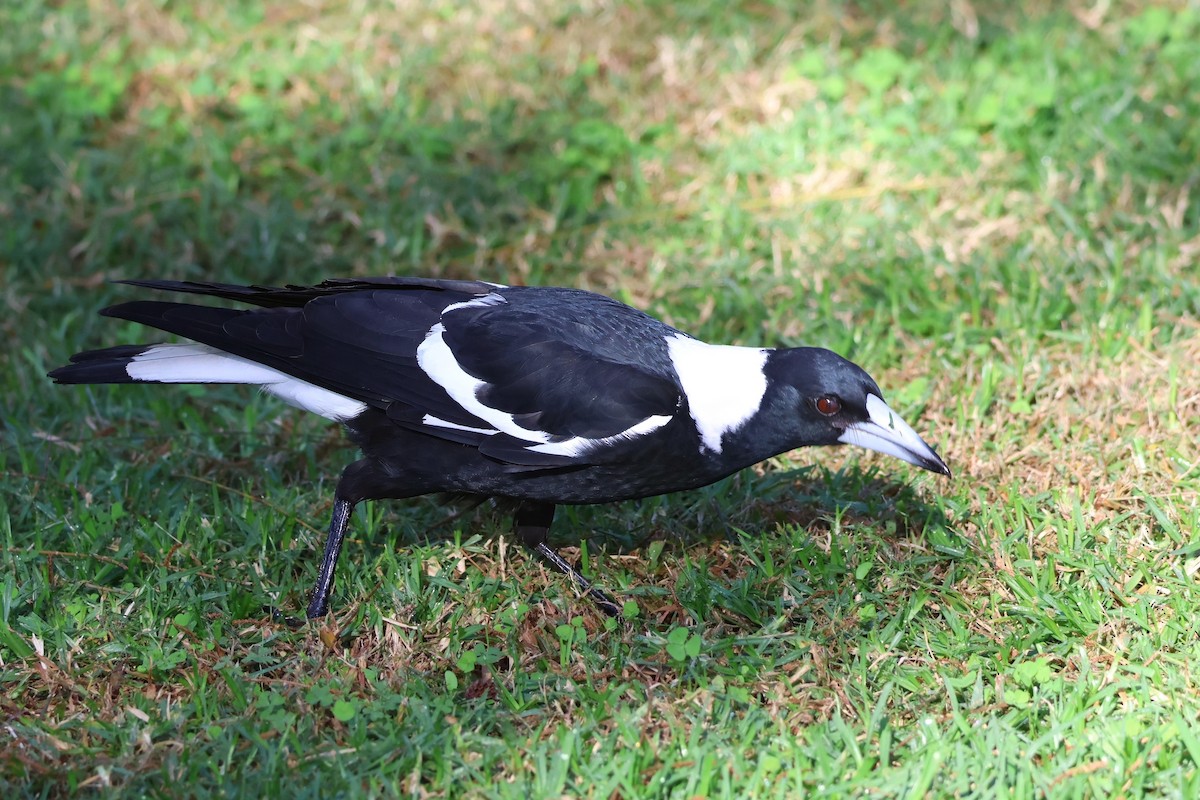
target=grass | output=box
[3,0,1199,796]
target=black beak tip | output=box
[925,452,952,478]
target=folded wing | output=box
[82,280,683,469]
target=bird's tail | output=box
[48,342,285,385]
[49,342,368,421]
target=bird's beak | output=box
[839,394,951,476]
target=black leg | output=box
[515,502,623,619]
[306,497,355,619]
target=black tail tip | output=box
[48,344,150,384]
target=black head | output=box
[762,347,950,475]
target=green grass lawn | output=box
[3,0,1199,796]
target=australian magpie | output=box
[49,277,950,619]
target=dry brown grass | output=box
[941,330,1199,518]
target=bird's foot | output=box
[532,542,624,620]
[263,604,308,630]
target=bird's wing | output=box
[114,277,502,308]
[100,284,683,467]
[429,316,682,465]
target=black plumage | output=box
[49,277,950,619]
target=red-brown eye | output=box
[815,395,841,416]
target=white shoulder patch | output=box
[442,292,507,314]
[524,413,674,457]
[416,322,673,458]
[666,335,769,453]
[416,323,539,441]
[421,414,499,436]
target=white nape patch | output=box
[667,335,769,453]
[838,394,936,468]
[417,323,671,457]
[421,414,498,436]
[442,292,507,314]
[126,344,367,421]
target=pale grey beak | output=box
[839,394,950,476]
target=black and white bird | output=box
[49,277,950,619]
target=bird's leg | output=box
[306,496,355,619]
[514,502,623,619]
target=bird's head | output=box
[764,347,951,476]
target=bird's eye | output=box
[815,395,841,416]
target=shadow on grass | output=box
[6,11,649,339]
[361,462,964,625]
[9,89,634,291]
[380,464,955,549]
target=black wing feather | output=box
[115,277,500,308]
[99,293,492,431]
[81,280,684,469]
[441,297,682,441]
